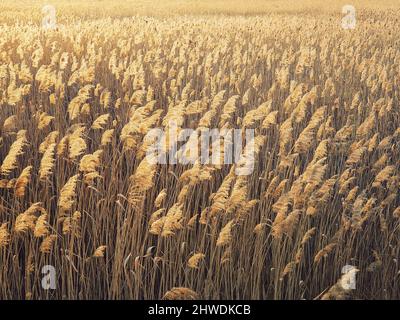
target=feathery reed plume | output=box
[280,261,296,279]
[39,143,56,181]
[149,216,166,235]
[154,189,167,208]
[14,165,32,197]
[93,245,107,258]
[262,110,278,128]
[101,129,114,146]
[62,210,82,236]
[216,220,234,247]
[83,171,102,185]
[0,223,10,248]
[58,174,79,213]
[149,208,165,226]
[69,126,87,160]
[279,118,293,155]
[346,146,366,166]
[243,100,271,127]
[37,112,54,130]
[210,168,235,217]
[226,176,247,214]
[314,242,337,264]
[301,227,316,245]
[294,127,315,154]
[40,235,57,253]
[186,213,198,230]
[14,202,43,234]
[34,213,49,238]
[39,131,59,154]
[162,203,183,237]
[91,113,110,130]
[67,85,93,120]
[1,130,27,176]
[163,287,199,300]
[187,253,205,269]
[272,209,301,239]
[128,156,157,205]
[2,115,17,133]
[57,134,69,156]
[372,165,395,188]
[254,223,267,235]
[79,150,103,173]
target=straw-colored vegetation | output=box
[0,0,400,299]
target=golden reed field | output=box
[0,0,400,300]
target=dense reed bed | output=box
[0,1,400,299]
